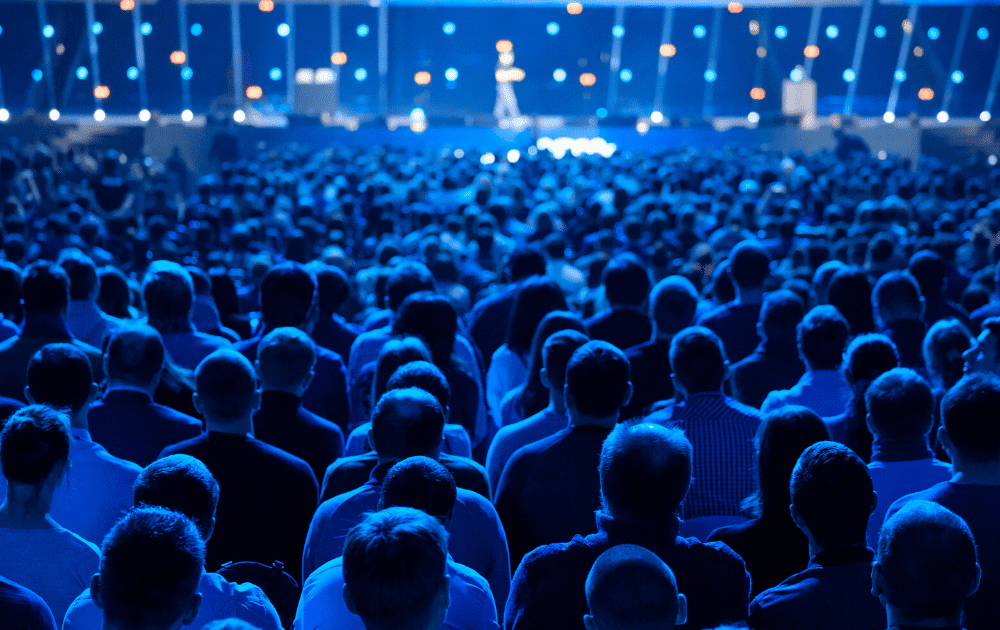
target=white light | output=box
[453,149,464,158]
[536,136,617,159]
[355,68,367,81]
[233,109,246,123]
[48,108,60,121]
[553,68,567,82]
[826,25,839,39]
[982,111,993,122]
[620,68,632,82]
[878,150,888,160]
[94,109,106,122]
[92,22,103,35]
[0,109,10,122]
[181,109,194,122]
[937,111,949,123]
[883,111,896,123]
[481,152,496,165]
[42,25,55,39]
[612,25,624,38]
[410,107,426,120]
[277,23,290,37]
[507,149,520,163]
[445,67,458,81]
[989,155,998,166]
[790,67,804,82]
[139,109,151,122]
[650,111,663,124]
[748,111,760,124]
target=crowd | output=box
[0,132,998,630]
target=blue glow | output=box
[547,22,560,35]
[442,22,455,35]
[874,25,886,38]
[76,66,89,80]
[842,68,856,82]
[596,108,608,118]
[951,70,964,84]
[704,68,717,82]
[978,27,989,40]
[181,67,193,80]
[553,68,566,82]
[774,25,788,39]
[0,26,3,37]
[612,25,624,38]
[190,23,203,36]
[357,24,369,37]
[445,67,458,81]
[693,25,707,38]
[620,68,632,82]
[927,27,940,40]
[270,67,282,81]
[127,66,139,80]
[826,25,839,39]
[42,24,54,38]
[895,69,906,82]
[140,22,152,36]
[277,23,290,37]
[31,69,43,82]
[790,67,804,82]
[92,22,103,35]
[355,67,367,81]
[410,107,425,119]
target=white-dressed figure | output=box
[494,43,525,121]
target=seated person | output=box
[697,241,770,363]
[0,575,57,630]
[872,270,927,373]
[58,249,121,349]
[585,544,687,630]
[584,253,653,351]
[731,290,806,409]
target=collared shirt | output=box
[761,370,852,418]
[344,421,472,459]
[294,555,498,630]
[486,407,567,493]
[88,388,203,467]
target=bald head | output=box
[256,326,316,393]
[585,544,685,630]
[194,350,258,425]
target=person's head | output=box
[811,260,848,306]
[843,333,900,385]
[0,405,71,491]
[193,350,260,427]
[907,250,947,300]
[26,343,96,417]
[21,261,70,316]
[312,263,352,315]
[133,454,219,542]
[105,325,167,391]
[565,341,631,421]
[873,501,980,626]
[342,507,450,630]
[790,441,876,550]
[872,270,925,327]
[506,277,568,353]
[584,544,687,630]
[392,292,458,369]
[370,388,446,461]
[385,261,436,313]
[759,290,806,343]
[649,276,699,339]
[92,506,204,630]
[962,317,1000,377]
[377,456,457,525]
[542,329,591,401]
[386,361,451,416]
[827,267,875,334]
[798,305,851,371]
[255,326,316,394]
[600,421,692,523]
[57,249,100,302]
[939,372,1000,465]
[506,247,547,282]
[924,319,975,390]
[669,327,727,396]
[865,368,935,441]
[602,253,651,308]
[259,262,318,330]
[98,266,132,319]
[749,406,830,517]
[142,261,195,332]
[520,311,588,412]
[373,337,432,410]
[726,241,770,292]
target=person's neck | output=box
[950,458,1000,485]
[261,385,307,398]
[608,303,645,314]
[545,392,566,417]
[205,416,254,437]
[651,327,675,343]
[886,604,964,628]
[106,380,155,397]
[734,288,764,305]
[0,487,58,529]
[376,447,441,468]
[808,538,867,558]
[568,410,618,429]
[70,409,89,433]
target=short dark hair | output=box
[844,333,900,384]
[506,247,547,282]
[392,292,458,369]
[923,319,974,390]
[650,276,699,335]
[600,421,692,522]
[941,372,1000,463]
[256,326,316,390]
[27,343,94,414]
[878,500,979,621]
[373,337,432,410]
[386,361,451,412]
[106,325,166,386]
[313,264,351,314]
[798,305,851,370]
[98,506,205,630]
[866,368,935,440]
[133,454,220,536]
[0,405,71,485]
[342,507,448,630]
[506,277,568,353]
[195,350,258,423]
[791,441,873,549]
[727,241,770,290]
[21,261,70,314]
[543,330,591,392]
[371,388,446,459]
[908,250,947,298]
[586,544,679,630]
[760,290,806,341]
[602,253,651,307]
[669,327,727,394]
[749,406,830,517]
[378,456,457,521]
[566,341,631,417]
[57,249,99,301]
[873,270,924,323]
[385,262,436,313]
[259,262,317,328]
[142,261,195,329]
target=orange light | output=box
[756,46,767,58]
[660,43,676,58]
[414,71,431,85]
[331,52,347,65]
[804,45,820,58]
[170,51,187,65]
[246,85,263,100]
[94,85,110,99]
[918,87,935,101]
[750,87,766,100]
[119,0,135,11]
[728,2,743,13]
[258,0,274,12]
[567,2,583,15]
[496,40,513,53]
[580,72,596,86]
[749,20,760,35]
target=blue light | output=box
[357,24,369,37]
[181,67,193,80]
[842,68,856,82]
[704,69,717,82]
[547,22,560,36]
[442,22,456,35]
[553,68,566,82]
[874,25,886,38]
[927,27,940,40]
[92,22,103,35]
[76,66,89,80]
[0,26,3,36]
[31,69,43,82]
[269,67,282,81]
[895,69,906,82]
[951,70,964,84]
[978,27,989,40]
[277,23,290,37]
[790,67,804,82]
[140,22,152,36]
[127,66,139,80]
[693,25,707,38]
[612,25,625,38]
[42,24,54,39]
[826,25,839,39]
[445,67,458,81]
[596,108,608,118]
[620,68,632,82]
[774,25,788,39]
[355,67,367,81]
[190,23,202,36]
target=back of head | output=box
[669,327,727,394]
[844,333,900,384]
[798,305,851,370]
[923,319,973,389]
[873,270,924,324]
[586,544,680,630]
[543,330,591,392]
[753,406,830,516]
[259,262,317,329]
[185,267,212,297]
[22,261,70,315]
[650,276,699,336]
[133,454,219,537]
[386,361,451,412]
[57,249,99,301]
[790,441,873,549]
[602,253,651,307]
[941,372,1000,463]
[194,350,258,424]
[313,264,351,314]
[865,368,934,440]
[506,247,547,282]
[27,343,94,415]
[377,456,457,521]
[97,506,205,630]
[811,260,848,305]
[876,500,979,622]
[342,506,449,630]
[827,267,874,334]
[142,261,195,327]
[600,420,692,523]
[907,250,946,299]
[374,337,432,405]
[106,325,166,387]
[386,262,436,313]
[0,405,71,485]
[506,277,568,352]
[727,241,770,291]
[371,388,446,459]
[256,326,316,391]
[760,290,806,341]
[392,292,458,368]
[566,341,631,418]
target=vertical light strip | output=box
[652,7,674,113]
[940,5,972,115]
[606,4,625,115]
[231,0,242,113]
[85,1,101,111]
[702,7,723,117]
[802,5,823,78]
[886,5,919,117]
[331,2,341,84]
[132,0,148,111]
[0,64,6,112]
[37,1,56,110]
[983,41,1000,116]
[378,2,388,115]
[178,0,191,112]
[844,0,873,115]
[286,2,296,110]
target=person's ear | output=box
[192,392,202,416]
[789,503,807,532]
[254,359,263,378]
[342,584,358,615]
[24,387,35,405]
[871,560,885,601]
[252,388,262,413]
[721,360,730,384]
[367,428,376,453]
[302,369,315,392]
[969,562,982,598]
[937,425,954,459]
[179,592,202,627]
[583,614,599,630]
[564,384,575,412]
[676,593,688,626]
[204,516,216,543]
[865,412,875,437]
[89,382,100,404]
[90,574,104,610]
[622,381,633,407]
[539,368,550,390]
[870,491,879,516]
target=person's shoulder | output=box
[326,452,376,477]
[158,432,208,458]
[250,438,316,479]
[315,484,374,519]
[507,428,567,464]
[696,302,731,325]
[315,344,346,367]
[298,406,344,437]
[886,480,953,518]
[724,396,764,420]
[86,439,143,474]
[192,331,230,347]
[55,527,102,560]
[448,558,493,595]
[203,571,277,609]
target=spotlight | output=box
[120,0,135,10]
[259,0,274,12]
[619,69,632,82]
[0,109,9,123]
[127,67,139,80]
[804,45,820,58]
[140,22,152,36]
[190,23,203,36]
[580,72,596,86]
[951,70,964,84]
[181,109,193,122]
[650,111,663,123]
[49,109,60,121]
[92,22,103,35]
[357,24,369,37]
[443,22,456,35]
[826,25,838,39]
[895,70,907,82]
[660,44,676,58]
[331,52,347,65]
[981,111,992,122]
[445,68,458,81]
[693,25,706,38]
[750,87,765,100]
[170,51,187,65]
[270,68,282,81]
[139,109,151,122]
[936,111,949,123]
[927,27,940,40]
[547,22,560,36]
[246,86,263,100]
[507,149,520,163]
[842,69,856,82]
[774,26,787,39]
[612,25,624,38]
[94,85,110,99]
[978,28,989,40]
[918,87,934,100]
[748,112,760,123]
[76,67,89,80]
[553,68,566,82]
[277,23,290,37]
[883,111,895,123]
[42,25,54,39]
[94,109,106,122]
[233,109,246,123]
[355,68,367,81]
[567,3,583,15]
[874,25,886,38]
[496,40,513,53]
[414,71,431,85]
[704,69,717,82]
[728,3,743,13]
[181,67,193,80]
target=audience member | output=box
[962,316,1000,378]
[349,335,431,434]
[697,241,770,363]
[309,263,361,364]
[731,290,807,409]
[873,270,928,373]
[584,253,653,351]
[827,267,876,335]
[0,575,57,630]
[58,249,121,348]
[908,250,971,328]
[584,544,687,630]
[188,266,241,343]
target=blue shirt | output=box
[344,422,472,459]
[486,407,567,493]
[761,370,851,419]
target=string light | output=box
[414,71,431,85]
[660,44,676,58]
[170,51,186,65]
[750,87,765,100]
[331,52,347,65]
[245,86,263,99]
[580,72,596,86]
